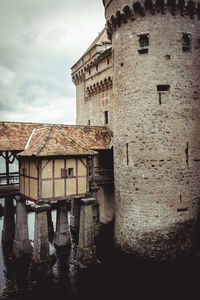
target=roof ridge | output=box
[34,125,53,156]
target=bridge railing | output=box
[89,167,113,183]
[0,172,19,186]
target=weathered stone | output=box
[13,196,31,258]
[76,197,97,265]
[54,200,70,248]
[70,196,81,231]
[103,0,200,259]
[32,203,50,263]
[2,196,15,246]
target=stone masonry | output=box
[103,0,200,259]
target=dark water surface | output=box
[0,198,200,300]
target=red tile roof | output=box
[18,126,97,157]
[0,122,112,154]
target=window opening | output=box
[107,58,110,65]
[126,143,129,166]
[104,111,108,125]
[96,64,98,71]
[88,120,91,126]
[157,85,170,92]
[138,34,149,54]
[182,34,191,51]
[67,168,74,177]
[88,69,91,75]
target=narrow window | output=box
[88,120,90,126]
[88,69,91,75]
[126,143,129,166]
[104,111,108,125]
[157,85,170,92]
[96,64,98,71]
[67,168,74,177]
[182,33,191,51]
[138,34,149,54]
[107,58,110,65]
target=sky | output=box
[0,0,105,124]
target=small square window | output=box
[67,168,74,177]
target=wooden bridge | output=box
[0,172,19,198]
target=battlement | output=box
[103,0,200,38]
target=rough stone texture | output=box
[103,0,200,259]
[13,196,31,258]
[76,198,97,265]
[70,196,81,231]
[54,200,70,247]
[98,185,115,224]
[2,196,15,246]
[32,203,50,263]
[47,209,54,242]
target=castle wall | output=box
[104,0,200,259]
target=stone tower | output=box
[103,0,200,259]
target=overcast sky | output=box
[0,0,105,124]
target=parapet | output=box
[103,0,200,39]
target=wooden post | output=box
[5,152,9,185]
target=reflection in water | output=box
[0,199,200,300]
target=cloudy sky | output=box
[0,0,105,124]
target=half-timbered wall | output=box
[19,157,88,201]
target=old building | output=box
[71,28,113,129]
[72,0,200,259]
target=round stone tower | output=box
[103,0,200,259]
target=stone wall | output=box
[103,0,200,259]
[71,31,114,129]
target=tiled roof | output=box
[0,121,112,153]
[18,126,97,157]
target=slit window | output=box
[88,69,91,75]
[157,85,170,92]
[182,33,191,51]
[107,58,110,65]
[104,111,108,125]
[96,64,98,71]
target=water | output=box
[0,198,200,300]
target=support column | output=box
[13,196,31,258]
[90,186,100,238]
[2,196,15,247]
[32,203,50,263]
[76,198,96,265]
[54,200,70,248]
[70,196,81,231]
[47,209,54,242]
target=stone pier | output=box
[54,200,70,248]
[90,186,100,238]
[32,202,51,263]
[47,209,54,242]
[13,196,31,258]
[76,197,96,265]
[2,196,15,247]
[70,196,81,231]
